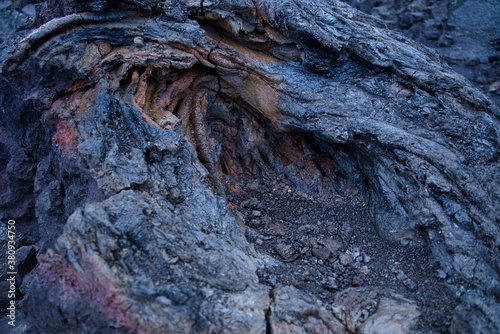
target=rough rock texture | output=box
[341,0,500,107]
[0,0,499,333]
[332,287,420,334]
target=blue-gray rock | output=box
[0,0,499,333]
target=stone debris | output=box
[339,254,353,266]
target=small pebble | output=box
[397,272,408,281]
[241,197,260,208]
[341,223,354,235]
[156,296,172,306]
[403,279,418,292]
[350,248,361,258]
[436,269,447,279]
[352,278,364,287]
[339,253,353,266]
[268,274,277,286]
[248,219,261,227]
[359,265,370,275]
[312,247,331,260]
[324,277,338,290]
[134,36,145,48]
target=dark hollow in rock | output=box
[0,0,499,333]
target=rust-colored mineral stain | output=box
[53,121,77,151]
[51,120,86,167]
[220,35,280,65]
[157,69,202,111]
[37,250,142,332]
[242,73,282,124]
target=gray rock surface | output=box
[341,0,500,107]
[332,287,420,334]
[0,0,499,332]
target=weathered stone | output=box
[267,223,289,236]
[312,247,332,260]
[450,291,500,334]
[271,285,346,334]
[0,0,498,332]
[359,297,420,334]
[318,237,343,253]
[340,254,353,266]
[332,287,420,334]
[274,242,298,261]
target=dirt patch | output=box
[229,177,458,333]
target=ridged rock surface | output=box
[0,0,499,332]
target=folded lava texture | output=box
[0,0,499,333]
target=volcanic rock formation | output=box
[0,0,499,333]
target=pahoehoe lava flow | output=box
[0,0,499,333]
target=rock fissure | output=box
[265,287,275,334]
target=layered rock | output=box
[0,0,499,332]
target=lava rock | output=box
[403,279,418,292]
[312,247,332,260]
[352,278,364,287]
[0,0,499,333]
[266,223,288,236]
[340,253,353,266]
[332,288,420,333]
[241,197,260,208]
[274,242,298,261]
[318,237,343,253]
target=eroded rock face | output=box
[341,0,500,107]
[0,0,499,333]
[332,287,420,334]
